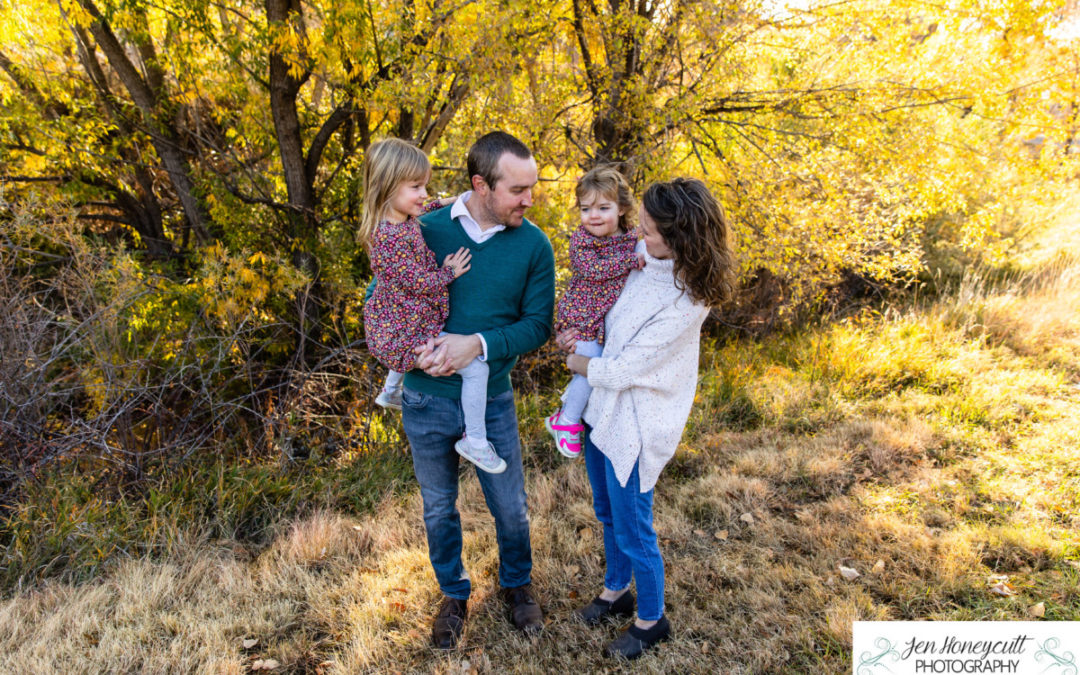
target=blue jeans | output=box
[402,386,532,599]
[584,430,665,621]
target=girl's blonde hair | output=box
[575,165,636,232]
[359,138,431,248]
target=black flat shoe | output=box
[604,616,671,660]
[431,596,467,649]
[575,591,635,626]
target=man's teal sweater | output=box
[400,205,555,399]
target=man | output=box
[401,131,555,649]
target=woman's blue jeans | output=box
[401,387,532,599]
[584,429,665,621]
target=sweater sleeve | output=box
[371,224,456,296]
[421,200,446,215]
[479,230,555,361]
[586,304,708,391]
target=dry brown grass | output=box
[4,387,1078,673]
[2,208,1079,674]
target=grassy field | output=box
[1,202,1078,673]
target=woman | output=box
[559,177,736,659]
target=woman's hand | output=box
[555,328,579,354]
[442,247,472,278]
[566,353,590,376]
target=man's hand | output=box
[432,333,484,371]
[414,338,449,375]
[555,328,579,354]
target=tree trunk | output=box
[75,0,210,246]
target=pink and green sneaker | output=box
[545,410,584,459]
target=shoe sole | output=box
[454,444,507,474]
[545,416,582,460]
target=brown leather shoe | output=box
[500,584,543,635]
[431,596,467,649]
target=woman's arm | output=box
[584,305,709,391]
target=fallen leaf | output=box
[391,602,407,612]
[568,590,579,599]
[242,638,258,649]
[714,530,728,540]
[693,529,707,538]
[392,588,408,593]
[739,513,755,525]
[871,560,885,574]
[565,564,580,576]
[839,565,860,581]
[352,525,363,531]
[989,582,1017,597]
[825,575,836,586]
[460,659,471,672]
[1029,602,1046,618]
[253,660,264,671]
[261,659,280,671]
[578,527,591,539]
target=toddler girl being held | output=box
[546,166,642,459]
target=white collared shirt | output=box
[451,191,505,243]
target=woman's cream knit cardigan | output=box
[583,242,710,492]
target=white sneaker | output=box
[454,437,507,474]
[545,411,583,459]
[375,389,402,410]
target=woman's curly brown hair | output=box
[642,178,736,308]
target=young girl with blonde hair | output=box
[361,138,506,474]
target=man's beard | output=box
[480,194,524,228]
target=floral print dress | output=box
[363,203,455,372]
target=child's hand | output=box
[443,247,472,278]
[636,253,646,269]
[436,195,458,207]
[555,329,579,354]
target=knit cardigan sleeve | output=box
[585,302,708,391]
